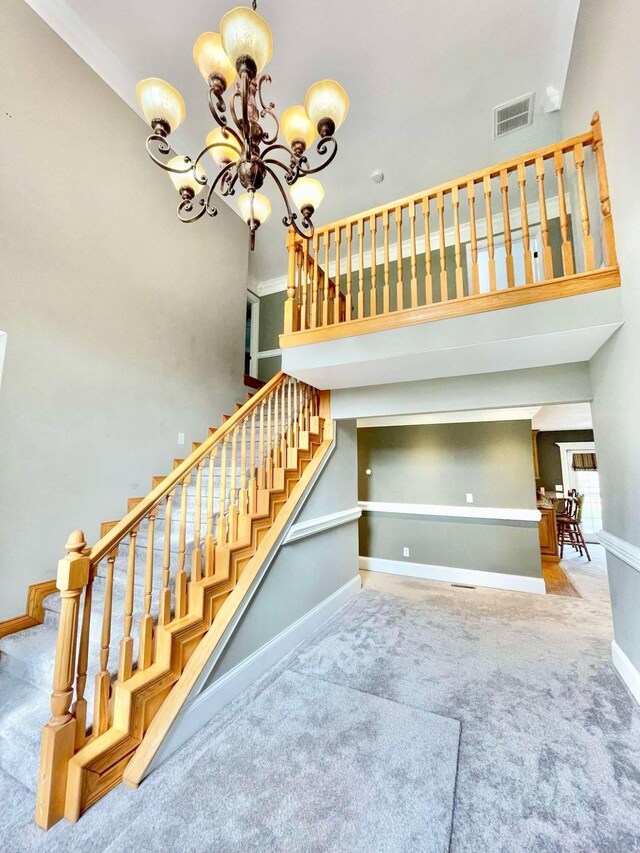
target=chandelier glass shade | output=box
[137,1,348,249]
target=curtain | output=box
[572,452,597,471]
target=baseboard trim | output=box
[598,530,640,574]
[359,556,546,595]
[155,575,361,763]
[358,501,540,523]
[285,507,362,544]
[612,640,640,706]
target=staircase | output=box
[0,373,329,830]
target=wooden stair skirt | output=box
[35,374,330,829]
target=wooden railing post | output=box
[36,530,90,830]
[591,112,618,268]
[284,228,300,334]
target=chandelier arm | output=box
[177,197,209,224]
[297,136,339,176]
[192,140,242,175]
[264,164,314,241]
[203,159,238,214]
[145,135,196,174]
[207,87,228,128]
[257,75,279,145]
[220,169,239,197]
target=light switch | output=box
[555,485,563,494]
[466,493,473,503]
[403,547,410,557]
[178,432,185,445]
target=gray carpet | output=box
[1,670,460,853]
[2,548,639,852]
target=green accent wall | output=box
[536,429,595,492]
[358,420,541,578]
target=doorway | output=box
[557,441,602,541]
[245,292,260,379]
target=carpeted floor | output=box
[2,547,639,851]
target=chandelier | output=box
[136,1,348,249]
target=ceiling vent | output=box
[493,93,535,139]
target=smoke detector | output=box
[371,170,384,183]
[493,93,535,138]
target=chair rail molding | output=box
[359,501,541,523]
[598,530,640,574]
[284,507,362,544]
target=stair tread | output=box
[0,671,50,792]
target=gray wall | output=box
[0,0,249,619]
[562,0,640,670]
[536,429,595,493]
[333,363,592,420]
[207,419,359,684]
[358,420,541,578]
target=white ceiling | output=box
[29,0,580,280]
[357,402,592,430]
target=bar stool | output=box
[557,494,591,560]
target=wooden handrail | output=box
[283,114,619,341]
[312,129,594,237]
[89,370,284,566]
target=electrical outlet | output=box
[555,485,563,494]
[403,547,410,557]
[466,493,473,503]
[178,432,185,445]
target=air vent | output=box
[493,93,535,139]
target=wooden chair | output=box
[557,494,591,560]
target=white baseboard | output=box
[359,556,546,595]
[154,575,361,765]
[612,640,640,706]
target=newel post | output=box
[284,227,301,334]
[591,112,618,268]
[35,530,90,830]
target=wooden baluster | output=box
[204,449,217,576]
[554,150,575,276]
[437,192,448,301]
[535,156,554,279]
[499,170,516,287]
[287,375,294,447]
[248,411,257,514]
[159,489,175,624]
[280,381,288,463]
[311,231,320,328]
[333,226,341,323]
[174,473,190,618]
[217,435,229,540]
[36,530,90,830]
[118,527,138,681]
[93,544,117,737]
[256,403,265,490]
[322,231,330,326]
[574,141,596,271]
[483,176,497,291]
[238,418,249,515]
[345,222,353,320]
[382,209,390,313]
[284,228,299,334]
[395,206,404,311]
[139,507,158,670]
[228,427,239,542]
[591,112,617,268]
[370,214,378,316]
[423,196,434,304]
[72,559,94,750]
[265,393,273,489]
[357,219,365,319]
[517,163,534,284]
[409,200,418,307]
[451,186,464,298]
[190,462,204,585]
[467,181,480,295]
[300,246,309,331]
[271,386,280,469]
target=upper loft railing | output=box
[280,113,620,347]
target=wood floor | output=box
[542,558,580,598]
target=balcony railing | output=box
[280,113,619,348]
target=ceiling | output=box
[29,0,580,281]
